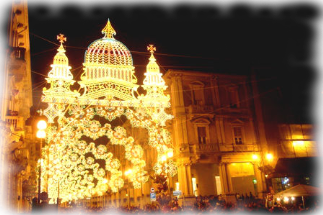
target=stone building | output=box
[163,70,271,202]
[0,0,36,213]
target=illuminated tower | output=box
[42,34,79,123]
[141,45,172,126]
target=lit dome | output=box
[84,19,133,66]
[79,20,138,101]
[81,20,136,85]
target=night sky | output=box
[26,2,319,124]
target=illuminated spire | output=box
[49,34,72,79]
[141,44,172,127]
[143,45,163,85]
[42,34,79,123]
[146,44,159,73]
[102,19,116,39]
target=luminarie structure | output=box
[38,20,176,203]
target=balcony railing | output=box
[193,143,259,154]
[5,115,23,130]
[196,143,218,152]
[219,144,258,152]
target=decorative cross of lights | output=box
[57,34,66,44]
[147,44,156,54]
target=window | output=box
[197,126,207,144]
[233,127,243,145]
[190,81,205,105]
[228,86,239,108]
[193,118,211,144]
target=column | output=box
[219,163,227,194]
[253,163,266,199]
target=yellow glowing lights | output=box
[167,149,173,158]
[36,130,46,139]
[266,153,273,161]
[37,120,47,130]
[161,155,167,162]
[284,197,289,203]
[38,20,176,204]
[293,141,305,147]
[252,154,258,160]
[37,120,47,138]
[175,182,180,191]
[125,169,133,176]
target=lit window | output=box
[233,127,243,145]
[193,118,211,145]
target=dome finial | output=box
[102,19,116,39]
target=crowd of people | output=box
[39,194,320,214]
[49,195,323,215]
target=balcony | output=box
[5,115,23,131]
[219,143,259,152]
[194,143,218,153]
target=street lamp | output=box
[266,153,273,162]
[252,152,274,199]
[36,120,47,204]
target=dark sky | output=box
[27,2,319,124]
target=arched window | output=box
[192,118,211,144]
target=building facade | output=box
[163,70,271,202]
[0,0,36,213]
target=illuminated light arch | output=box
[39,20,176,203]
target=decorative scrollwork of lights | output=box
[38,20,176,203]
